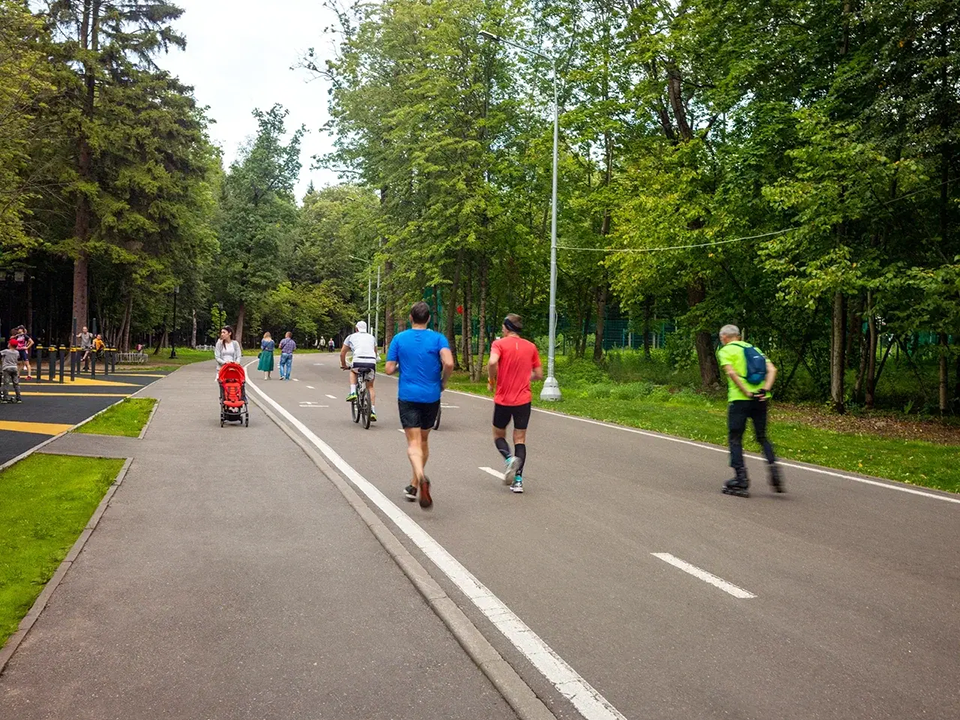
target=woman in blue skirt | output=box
[258,332,275,379]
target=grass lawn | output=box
[0,454,125,647]
[74,398,157,437]
[446,372,960,495]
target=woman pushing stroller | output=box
[215,325,248,427]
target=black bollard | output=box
[59,347,65,383]
[48,346,55,382]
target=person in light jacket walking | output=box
[215,326,242,379]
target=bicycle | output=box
[345,366,374,429]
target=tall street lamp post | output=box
[479,30,561,400]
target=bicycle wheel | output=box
[351,396,360,423]
[362,393,372,429]
[433,404,442,430]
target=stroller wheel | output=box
[220,420,224,427]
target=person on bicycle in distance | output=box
[341,320,379,422]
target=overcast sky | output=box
[161,1,343,200]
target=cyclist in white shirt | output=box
[341,320,379,421]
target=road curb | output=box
[0,457,134,677]
[248,391,557,720]
[137,398,161,439]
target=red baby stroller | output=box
[218,362,249,427]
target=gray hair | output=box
[719,324,741,338]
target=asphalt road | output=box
[248,355,960,720]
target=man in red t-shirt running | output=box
[487,314,543,493]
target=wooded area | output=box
[1,0,958,414]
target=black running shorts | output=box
[398,399,440,430]
[352,361,376,378]
[493,402,532,430]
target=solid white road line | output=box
[651,553,756,599]
[439,388,960,506]
[247,378,627,720]
[481,466,505,480]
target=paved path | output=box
[0,371,168,465]
[0,362,517,720]
[241,355,960,720]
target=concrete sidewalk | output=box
[0,362,517,720]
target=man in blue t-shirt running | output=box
[385,301,453,510]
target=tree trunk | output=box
[643,297,652,359]
[865,299,879,409]
[191,309,197,348]
[119,293,132,351]
[235,302,245,347]
[72,0,99,334]
[939,333,949,415]
[383,261,394,351]
[472,264,488,382]
[447,252,462,370]
[578,300,591,359]
[593,284,607,362]
[461,270,472,375]
[688,281,719,389]
[830,290,846,413]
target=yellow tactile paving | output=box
[59,377,139,387]
[0,420,74,435]
[19,392,130,398]
[107,373,168,378]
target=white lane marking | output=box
[397,428,405,433]
[299,403,329,408]
[306,385,315,389]
[440,388,960,506]
[293,378,299,382]
[326,394,337,400]
[652,553,756,599]
[480,466,505,480]
[248,378,627,720]
[441,404,459,409]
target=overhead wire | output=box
[556,227,798,254]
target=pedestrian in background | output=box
[258,331,275,380]
[77,325,93,371]
[716,324,783,497]
[327,337,335,353]
[1,340,22,403]
[279,331,296,380]
[15,326,34,379]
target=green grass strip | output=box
[74,398,157,437]
[0,454,125,647]
[447,378,960,495]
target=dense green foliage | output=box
[3,0,957,416]
[317,0,959,413]
[0,2,370,352]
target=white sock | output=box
[371,405,376,413]
[350,384,356,394]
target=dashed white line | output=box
[241,379,631,720]
[306,385,315,389]
[651,553,756,599]
[480,466,505,480]
[326,394,337,400]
